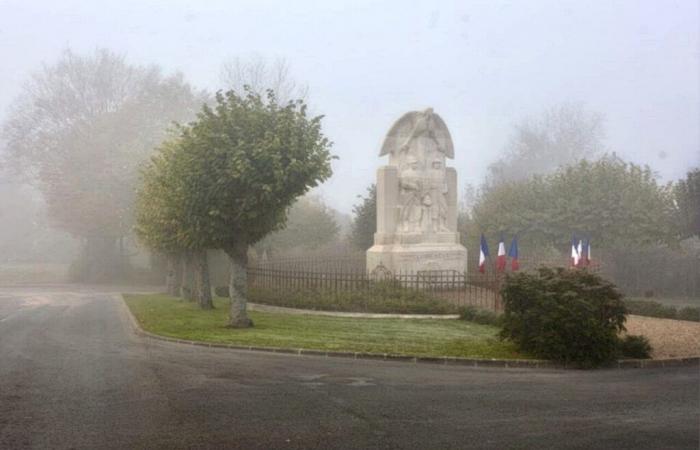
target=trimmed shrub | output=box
[624,299,700,322]
[617,335,652,359]
[500,267,627,368]
[624,299,677,319]
[214,286,229,297]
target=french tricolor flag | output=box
[576,239,584,267]
[508,235,519,271]
[570,235,580,267]
[496,235,507,272]
[582,239,591,267]
[478,234,490,273]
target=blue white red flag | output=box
[570,235,579,267]
[576,239,584,267]
[582,239,591,267]
[479,234,489,273]
[508,236,519,271]
[496,235,507,272]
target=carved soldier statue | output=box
[383,108,453,234]
[367,109,467,275]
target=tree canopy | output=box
[2,48,205,280]
[472,156,677,250]
[349,184,376,251]
[169,89,334,251]
[486,103,605,187]
[675,168,700,239]
[256,195,340,255]
[136,87,334,326]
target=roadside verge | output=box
[120,294,699,370]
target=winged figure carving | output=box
[379,108,454,158]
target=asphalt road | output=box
[0,286,698,450]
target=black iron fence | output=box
[244,245,700,313]
[247,257,505,312]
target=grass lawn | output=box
[123,294,526,359]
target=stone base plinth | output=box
[366,243,467,275]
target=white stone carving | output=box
[367,109,467,275]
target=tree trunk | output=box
[193,249,213,309]
[225,242,253,328]
[165,253,178,296]
[174,252,183,297]
[180,251,195,301]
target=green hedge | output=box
[218,281,461,315]
[678,307,700,322]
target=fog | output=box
[0,0,698,288]
[0,5,699,445]
[2,0,698,211]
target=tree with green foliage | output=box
[135,139,202,304]
[256,195,339,255]
[675,168,700,239]
[349,184,376,250]
[472,156,677,250]
[135,140,183,297]
[171,89,334,327]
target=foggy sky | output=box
[1,0,698,213]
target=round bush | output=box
[499,267,627,368]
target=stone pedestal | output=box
[367,243,467,274]
[366,109,467,276]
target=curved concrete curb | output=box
[120,295,700,371]
[248,302,460,319]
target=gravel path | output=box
[625,315,700,359]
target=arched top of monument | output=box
[379,108,454,159]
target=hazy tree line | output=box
[464,105,698,297]
[1,48,697,300]
[0,50,347,284]
[1,49,207,281]
[0,174,76,265]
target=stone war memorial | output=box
[367,108,468,275]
